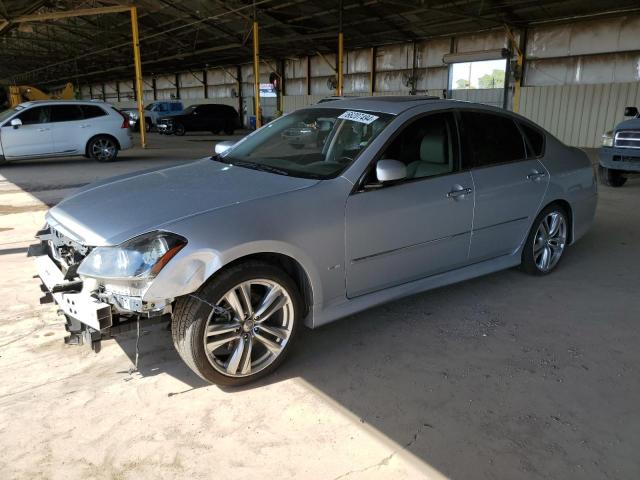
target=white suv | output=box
[0,100,133,164]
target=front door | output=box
[345,111,475,297]
[458,111,549,261]
[1,106,54,158]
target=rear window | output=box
[519,122,545,157]
[50,105,83,122]
[460,111,526,167]
[80,105,107,119]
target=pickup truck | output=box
[124,100,184,132]
[599,106,640,187]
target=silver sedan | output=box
[31,97,597,386]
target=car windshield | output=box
[0,107,19,124]
[182,105,197,114]
[216,108,393,179]
[144,104,155,111]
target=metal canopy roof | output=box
[1,0,638,86]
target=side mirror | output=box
[10,118,22,129]
[624,106,638,117]
[214,140,236,155]
[376,159,407,183]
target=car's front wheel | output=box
[598,165,627,187]
[87,135,118,162]
[521,205,568,275]
[172,261,301,386]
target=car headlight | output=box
[78,232,187,280]
[602,130,614,147]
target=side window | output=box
[381,112,457,180]
[170,103,182,111]
[518,122,545,158]
[80,105,107,119]
[50,105,83,123]
[460,111,525,167]
[16,106,51,125]
[156,103,168,112]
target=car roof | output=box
[308,95,525,116]
[18,99,110,108]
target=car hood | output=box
[46,158,319,246]
[615,117,640,131]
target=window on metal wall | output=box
[450,59,506,90]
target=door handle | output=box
[37,127,50,132]
[447,187,473,198]
[526,171,547,181]
[79,124,91,128]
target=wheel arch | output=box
[220,253,314,318]
[85,133,121,157]
[539,198,574,244]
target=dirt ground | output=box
[0,135,638,480]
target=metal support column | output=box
[130,6,146,148]
[203,70,209,99]
[252,14,261,128]
[369,46,376,95]
[337,0,344,96]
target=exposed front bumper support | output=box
[32,250,112,331]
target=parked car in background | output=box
[0,100,132,163]
[157,103,240,136]
[280,117,335,149]
[30,97,596,386]
[599,106,640,187]
[125,100,184,132]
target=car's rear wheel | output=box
[521,205,568,275]
[174,123,186,136]
[172,261,301,386]
[144,118,152,132]
[88,135,118,162]
[598,165,627,187]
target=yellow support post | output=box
[130,6,146,148]
[252,20,261,129]
[337,32,344,96]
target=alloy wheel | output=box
[91,138,116,161]
[203,279,294,378]
[533,211,567,272]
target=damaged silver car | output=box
[30,97,597,386]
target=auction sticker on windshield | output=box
[338,110,379,125]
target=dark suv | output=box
[157,103,240,136]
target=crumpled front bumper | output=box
[29,244,112,332]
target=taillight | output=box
[120,115,130,129]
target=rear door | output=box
[50,104,85,154]
[0,106,54,158]
[460,110,549,262]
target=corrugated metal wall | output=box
[76,13,640,145]
[520,82,640,148]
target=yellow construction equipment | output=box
[6,82,75,108]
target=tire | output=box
[211,129,221,135]
[521,204,569,276]
[87,135,119,162]
[174,123,186,136]
[224,126,235,135]
[144,118,152,132]
[598,165,627,187]
[172,261,302,386]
